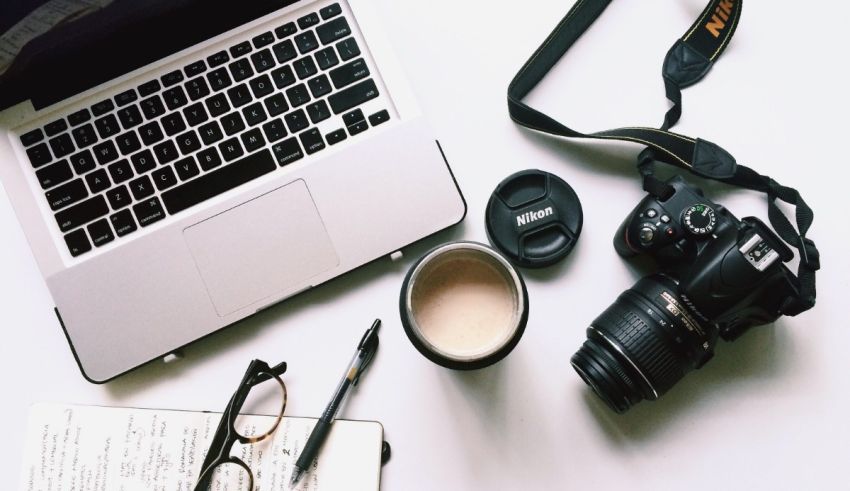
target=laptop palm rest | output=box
[183,179,339,317]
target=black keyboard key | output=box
[262,118,288,142]
[330,58,370,89]
[108,159,134,184]
[264,93,289,117]
[253,31,276,49]
[206,93,231,117]
[161,149,276,215]
[326,128,347,145]
[55,195,108,232]
[329,79,379,114]
[369,109,390,126]
[47,179,88,210]
[70,150,97,174]
[336,38,360,61]
[197,148,222,171]
[185,77,211,101]
[85,169,111,194]
[36,160,73,189]
[115,89,138,107]
[284,109,309,133]
[241,128,266,153]
[306,100,331,124]
[317,17,351,45]
[93,140,119,165]
[199,121,224,145]
[251,49,276,73]
[208,51,229,68]
[315,47,339,70]
[221,112,246,136]
[161,113,187,137]
[64,229,91,257]
[249,74,274,99]
[273,39,297,64]
[129,175,155,200]
[219,138,245,162]
[152,166,178,190]
[162,70,184,87]
[230,41,253,58]
[49,134,75,158]
[154,140,179,164]
[299,128,325,155]
[45,119,68,137]
[273,137,303,166]
[92,99,115,117]
[118,106,143,129]
[105,185,132,210]
[163,87,189,110]
[229,58,254,82]
[348,119,368,136]
[298,12,320,29]
[293,56,318,79]
[227,83,253,108]
[139,121,165,145]
[131,149,157,174]
[26,143,52,168]
[286,84,311,107]
[183,102,209,126]
[295,31,319,54]
[242,102,267,126]
[176,130,202,155]
[271,65,296,89]
[95,114,121,139]
[174,156,200,181]
[308,74,332,98]
[342,108,364,126]
[110,209,137,237]
[184,60,207,78]
[71,124,98,149]
[116,131,142,155]
[68,109,91,127]
[320,3,342,20]
[20,128,44,147]
[207,67,233,91]
[138,80,161,97]
[140,96,166,120]
[275,22,297,39]
[87,219,114,247]
[133,197,166,227]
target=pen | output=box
[290,319,381,488]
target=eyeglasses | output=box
[194,359,288,491]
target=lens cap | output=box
[486,169,583,268]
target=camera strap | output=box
[507,0,819,316]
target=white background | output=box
[2,0,849,489]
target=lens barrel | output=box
[571,275,711,413]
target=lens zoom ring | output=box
[594,303,685,395]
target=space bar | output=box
[161,149,276,215]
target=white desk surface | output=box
[2,1,848,489]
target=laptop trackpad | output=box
[184,180,339,317]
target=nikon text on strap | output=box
[507,0,819,316]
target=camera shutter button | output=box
[639,226,655,244]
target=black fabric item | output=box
[507,0,818,316]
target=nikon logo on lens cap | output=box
[486,169,583,268]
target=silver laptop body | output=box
[0,0,465,382]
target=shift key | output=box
[328,79,378,114]
[55,195,108,233]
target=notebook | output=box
[19,403,384,490]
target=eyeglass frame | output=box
[194,359,288,491]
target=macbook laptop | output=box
[0,0,465,382]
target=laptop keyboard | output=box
[17,3,391,258]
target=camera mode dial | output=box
[682,204,717,236]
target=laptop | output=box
[0,0,466,382]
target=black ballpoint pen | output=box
[290,319,381,488]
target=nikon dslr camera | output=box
[571,176,803,413]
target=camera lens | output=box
[571,274,713,413]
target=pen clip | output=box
[353,319,380,386]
